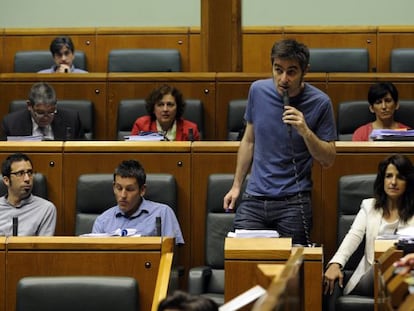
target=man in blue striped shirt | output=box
[92,159,184,244]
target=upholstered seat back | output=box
[117,99,147,140]
[309,48,370,72]
[0,173,48,199]
[184,99,204,139]
[188,174,248,305]
[337,100,414,141]
[14,50,87,73]
[227,99,247,141]
[117,98,204,140]
[205,174,242,269]
[9,99,95,140]
[16,276,139,311]
[337,100,374,141]
[390,48,414,72]
[337,174,376,271]
[332,175,377,310]
[75,173,177,235]
[108,49,181,72]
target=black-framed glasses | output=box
[10,170,34,178]
[33,110,57,118]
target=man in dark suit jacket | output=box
[0,82,85,141]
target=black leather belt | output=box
[244,192,309,201]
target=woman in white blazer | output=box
[324,154,414,298]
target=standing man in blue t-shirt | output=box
[223,38,337,246]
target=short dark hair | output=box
[28,82,57,106]
[145,84,186,121]
[113,160,146,187]
[50,36,75,55]
[367,82,399,105]
[1,153,33,177]
[270,39,310,73]
[157,290,218,311]
[374,154,414,222]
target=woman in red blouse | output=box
[131,84,200,141]
[352,82,410,141]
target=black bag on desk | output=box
[395,238,414,255]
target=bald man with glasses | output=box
[0,153,56,236]
[0,82,85,140]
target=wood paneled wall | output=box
[1,26,414,73]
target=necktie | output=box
[39,127,47,139]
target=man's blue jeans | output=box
[233,192,312,246]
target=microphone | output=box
[65,127,72,141]
[12,217,18,236]
[155,217,161,236]
[188,128,194,142]
[283,89,292,135]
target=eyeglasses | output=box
[33,110,57,118]
[10,170,34,178]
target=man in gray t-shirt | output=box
[0,153,56,236]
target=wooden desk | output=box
[252,248,304,311]
[374,241,406,311]
[224,238,323,311]
[300,246,324,311]
[1,141,414,284]
[0,237,5,311]
[374,239,399,259]
[5,236,174,311]
[255,264,286,288]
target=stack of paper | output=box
[370,129,414,141]
[124,133,165,141]
[7,135,43,141]
[397,226,414,237]
[227,229,280,238]
[80,228,140,237]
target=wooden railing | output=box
[1,236,174,311]
[1,26,414,73]
[0,141,413,273]
[1,72,414,140]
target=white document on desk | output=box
[396,226,414,238]
[7,135,43,141]
[227,229,280,238]
[124,133,164,141]
[80,228,140,237]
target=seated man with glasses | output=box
[0,82,85,140]
[0,153,56,236]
